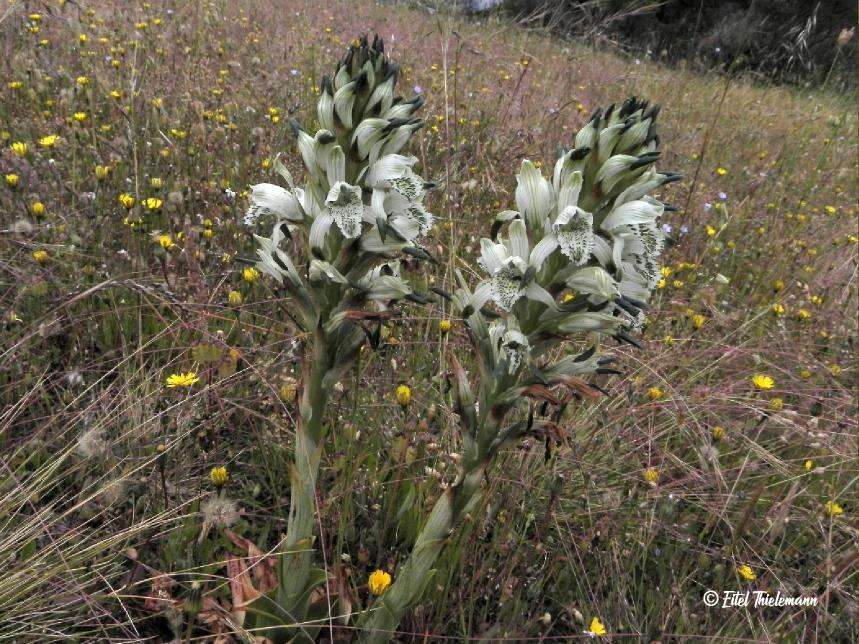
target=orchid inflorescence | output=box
[438,97,680,450]
[361,99,679,641]
[242,35,437,637]
[246,35,436,351]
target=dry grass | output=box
[0,0,856,641]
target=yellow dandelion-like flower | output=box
[157,235,175,249]
[95,165,110,180]
[210,466,229,487]
[715,167,727,177]
[150,177,163,189]
[439,319,452,333]
[824,501,843,517]
[771,303,785,316]
[227,290,243,306]
[31,201,45,216]
[644,468,659,484]
[39,134,59,148]
[165,371,200,388]
[647,387,663,400]
[691,314,706,329]
[118,193,135,209]
[395,384,412,407]
[587,617,607,637]
[144,197,162,210]
[5,174,20,187]
[242,266,260,283]
[32,249,49,263]
[10,141,27,156]
[712,426,726,440]
[752,374,774,390]
[737,564,756,581]
[367,569,392,595]
[768,397,784,411]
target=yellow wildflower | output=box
[10,141,27,156]
[712,426,726,440]
[210,466,229,487]
[5,174,19,187]
[737,564,756,581]
[39,134,59,148]
[31,201,45,216]
[587,617,607,637]
[647,387,663,400]
[227,290,243,306]
[439,319,452,333]
[157,235,175,249]
[242,267,260,283]
[715,167,727,177]
[118,193,135,209]
[32,250,49,263]
[367,569,392,595]
[824,501,843,517]
[644,468,659,484]
[752,374,774,390]
[165,371,200,388]
[144,197,162,210]
[395,384,412,407]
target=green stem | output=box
[277,331,330,623]
[358,458,488,642]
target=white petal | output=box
[601,199,663,231]
[325,182,363,239]
[366,154,417,186]
[524,282,557,309]
[245,184,302,225]
[309,211,334,251]
[333,81,356,129]
[553,206,593,265]
[506,219,530,261]
[529,236,559,268]
[514,160,554,231]
[478,239,509,276]
[566,266,619,301]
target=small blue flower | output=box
[717,191,728,201]
[662,223,672,234]
[413,85,423,94]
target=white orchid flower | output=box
[598,197,666,291]
[253,222,302,288]
[308,182,364,252]
[478,219,556,311]
[514,160,554,235]
[366,154,433,244]
[245,183,304,226]
[552,206,593,265]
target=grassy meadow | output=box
[1,0,856,641]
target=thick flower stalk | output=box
[244,35,435,635]
[360,98,679,641]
